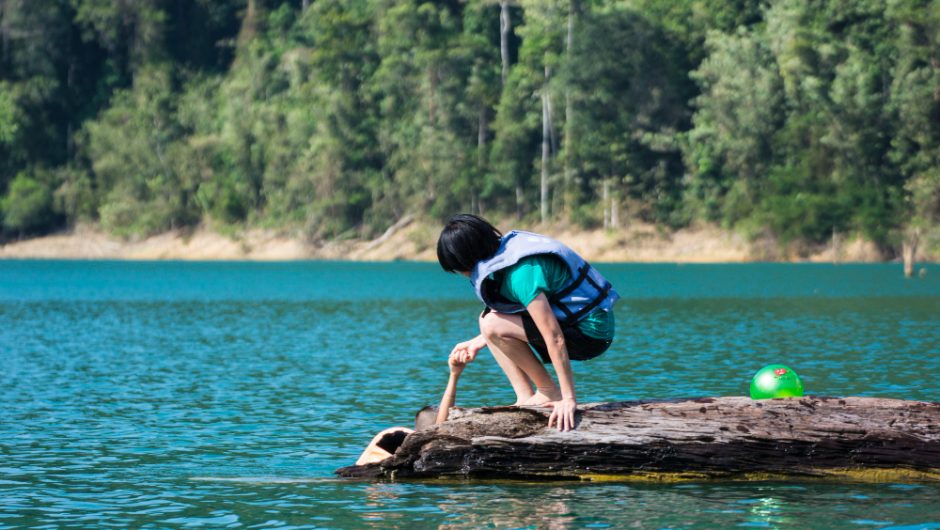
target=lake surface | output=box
[1,260,939,529]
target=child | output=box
[355,353,466,465]
[437,214,619,432]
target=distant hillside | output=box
[3,219,933,266]
[1,1,937,261]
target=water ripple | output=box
[1,262,938,528]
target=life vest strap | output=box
[552,263,592,301]
[565,280,612,323]
[547,262,612,324]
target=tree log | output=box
[336,397,940,482]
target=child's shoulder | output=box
[515,253,564,269]
[503,254,566,282]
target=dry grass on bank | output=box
[0,218,919,264]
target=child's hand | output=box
[450,335,486,364]
[547,397,578,432]
[448,352,466,375]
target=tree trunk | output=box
[66,19,75,162]
[337,396,940,482]
[237,0,260,48]
[610,189,619,229]
[302,0,310,11]
[427,67,437,126]
[546,87,557,156]
[475,106,487,214]
[478,107,487,170]
[903,228,920,278]
[563,0,578,220]
[831,228,841,264]
[515,184,524,219]
[0,0,13,64]
[499,0,511,85]
[541,71,550,225]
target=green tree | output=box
[0,82,18,145]
[71,0,167,80]
[685,27,784,225]
[0,0,937,254]
[888,0,940,263]
[293,0,381,237]
[763,0,897,244]
[81,65,197,236]
[684,0,918,247]
[371,0,481,224]
[1,172,54,234]
[565,3,691,225]
[490,0,563,221]
[0,82,19,196]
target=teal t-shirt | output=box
[495,255,615,340]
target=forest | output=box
[0,0,937,256]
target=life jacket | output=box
[471,230,620,324]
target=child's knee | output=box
[479,311,511,342]
[478,310,498,339]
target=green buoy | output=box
[749,364,804,399]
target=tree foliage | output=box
[0,0,937,255]
[1,172,54,234]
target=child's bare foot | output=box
[520,390,561,406]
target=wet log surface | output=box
[336,396,940,482]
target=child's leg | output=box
[478,311,561,405]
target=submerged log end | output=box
[336,397,940,483]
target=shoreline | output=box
[0,221,930,264]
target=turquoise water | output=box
[1,260,939,529]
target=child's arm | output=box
[527,292,578,431]
[435,354,466,424]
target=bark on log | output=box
[336,396,940,482]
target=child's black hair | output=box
[436,214,503,273]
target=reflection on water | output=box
[1,261,938,528]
